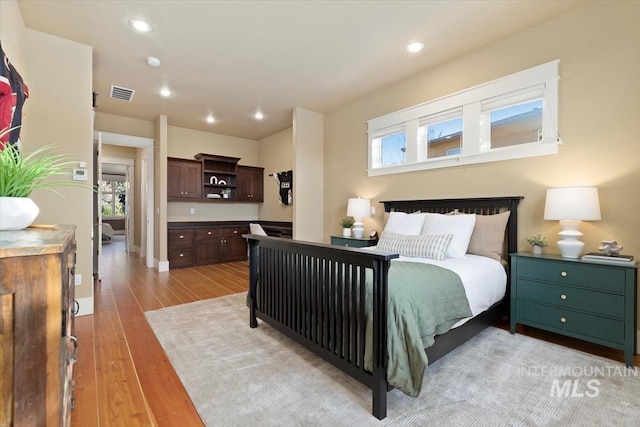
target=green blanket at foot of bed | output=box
[365,260,472,397]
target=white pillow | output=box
[249,223,268,236]
[377,232,453,260]
[383,212,427,235]
[421,213,476,259]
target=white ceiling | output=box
[17,1,584,141]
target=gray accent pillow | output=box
[466,211,511,262]
[377,232,454,260]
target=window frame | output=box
[100,179,127,218]
[367,60,559,176]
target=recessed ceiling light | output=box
[130,19,152,33]
[254,111,264,120]
[406,42,424,53]
[146,56,161,67]
[206,114,215,124]
[160,87,171,97]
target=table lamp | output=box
[543,186,601,258]
[346,198,371,239]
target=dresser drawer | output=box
[169,230,195,248]
[224,227,249,237]
[515,300,625,346]
[516,279,625,319]
[514,257,626,293]
[169,248,195,268]
[196,228,223,239]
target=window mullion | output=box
[405,120,418,164]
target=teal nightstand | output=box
[510,253,637,366]
[330,236,378,248]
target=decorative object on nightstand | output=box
[510,253,637,367]
[526,234,548,255]
[340,217,354,237]
[543,186,601,258]
[346,197,371,239]
[598,240,623,256]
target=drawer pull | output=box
[560,271,567,277]
[179,253,184,257]
[560,317,567,323]
[208,231,212,235]
[69,335,79,361]
[560,294,567,300]
[179,235,184,239]
[345,244,350,247]
[234,230,238,234]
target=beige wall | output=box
[258,127,294,222]
[1,0,94,306]
[102,144,138,159]
[94,111,155,139]
[166,125,260,222]
[323,1,640,314]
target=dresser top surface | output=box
[0,225,76,258]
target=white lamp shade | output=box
[346,198,371,219]
[543,187,601,221]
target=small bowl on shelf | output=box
[206,194,221,199]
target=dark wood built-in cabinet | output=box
[0,225,77,426]
[167,153,264,203]
[167,157,202,199]
[168,223,249,269]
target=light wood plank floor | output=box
[71,241,248,427]
[72,241,637,426]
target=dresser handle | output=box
[560,317,567,323]
[234,230,238,234]
[560,271,567,277]
[208,231,212,235]
[179,253,184,257]
[179,235,184,239]
[560,294,567,300]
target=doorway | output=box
[93,131,154,285]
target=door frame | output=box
[94,131,155,269]
[101,155,135,253]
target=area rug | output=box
[145,293,639,426]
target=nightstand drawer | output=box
[516,279,625,319]
[515,300,625,345]
[330,236,378,248]
[514,257,626,293]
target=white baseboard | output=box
[76,296,94,316]
[157,259,169,272]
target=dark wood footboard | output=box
[245,196,521,420]
[246,236,398,419]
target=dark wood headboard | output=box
[381,196,523,261]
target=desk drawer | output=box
[169,230,195,248]
[169,248,194,268]
[516,280,624,319]
[224,227,249,237]
[515,300,625,345]
[196,229,223,239]
[514,257,626,293]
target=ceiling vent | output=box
[110,85,135,102]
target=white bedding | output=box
[366,248,507,328]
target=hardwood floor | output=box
[72,243,637,426]
[71,241,248,426]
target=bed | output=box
[245,196,522,419]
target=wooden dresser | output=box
[0,225,77,426]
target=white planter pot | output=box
[342,228,351,237]
[532,245,543,255]
[0,197,40,231]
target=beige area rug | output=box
[145,293,640,426]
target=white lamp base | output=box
[352,221,364,239]
[556,219,585,259]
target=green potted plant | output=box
[340,217,354,237]
[526,234,548,255]
[0,136,82,230]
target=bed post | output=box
[371,258,391,420]
[248,237,259,329]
